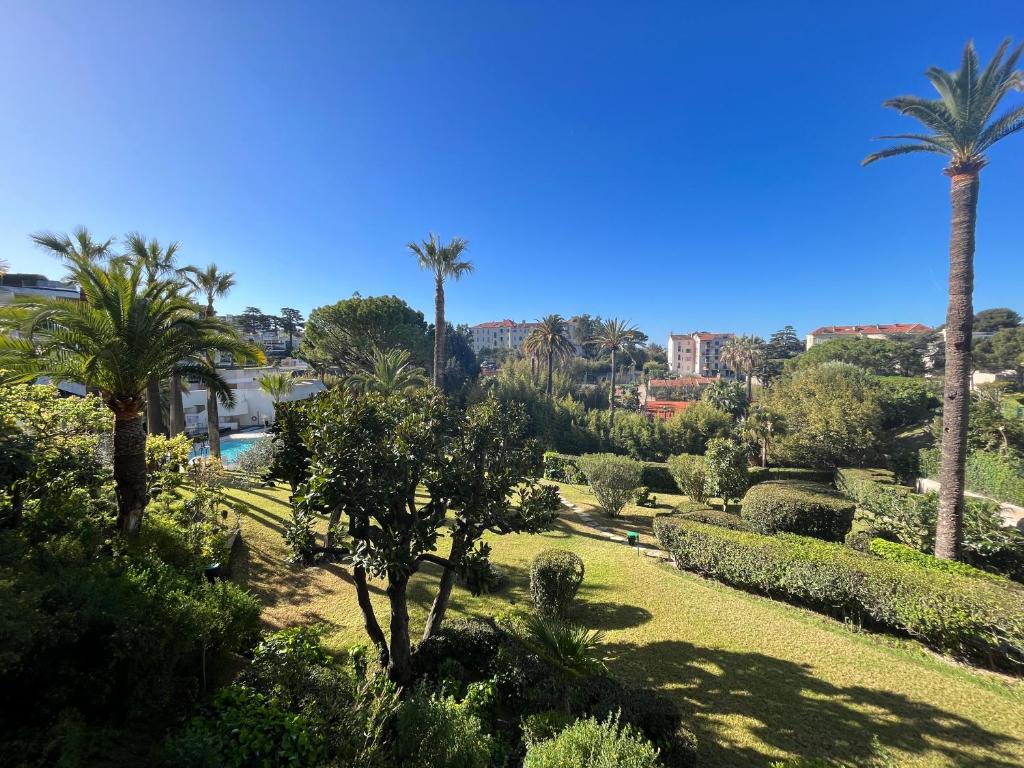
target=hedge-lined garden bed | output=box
[740,481,855,541]
[653,516,1024,670]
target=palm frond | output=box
[862,143,947,166]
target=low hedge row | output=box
[740,481,855,542]
[747,467,836,485]
[542,452,677,493]
[867,538,1006,583]
[653,517,1024,669]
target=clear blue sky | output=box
[1,1,1021,344]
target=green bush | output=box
[414,618,502,681]
[521,710,574,748]
[676,508,750,531]
[634,486,658,507]
[640,462,677,493]
[919,447,1024,506]
[654,516,1024,668]
[162,686,324,768]
[530,550,586,618]
[704,437,751,506]
[740,481,855,541]
[578,453,644,517]
[523,715,663,768]
[543,452,585,484]
[867,538,1006,582]
[667,453,707,502]
[395,690,492,768]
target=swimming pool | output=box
[189,432,265,465]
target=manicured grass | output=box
[226,481,1024,768]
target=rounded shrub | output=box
[395,691,492,768]
[740,480,855,541]
[667,453,707,502]
[414,618,502,680]
[523,715,662,768]
[577,453,643,517]
[530,549,585,618]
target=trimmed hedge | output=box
[748,467,836,485]
[740,481,855,541]
[530,550,585,618]
[867,539,1006,583]
[653,516,1024,669]
[543,452,677,493]
[670,507,750,531]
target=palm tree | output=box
[589,318,643,425]
[125,233,181,437]
[721,335,766,401]
[31,227,114,265]
[864,40,1023,560]
[523,314,576,397]
[183,264,237,459]
[259,371,296,411]
[743,403,786,468]
[348,347,427,395]
[519,613,607,713]
[407,233,472,388]
[0,253,259,534]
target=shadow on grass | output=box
[570,600,653,630]
[605,639,1019,768]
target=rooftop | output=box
[809,323,931,336]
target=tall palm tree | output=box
[721,335,766,402]
[125,233,181,437]
[407,233,472,388]
[0,253,259,534]
[589,318,643,426]
[259,371,296,411]
[183,264,237,459]
[523,314,576,397]
[31,227,114,265]
[864,40,1023,560]
[348,347,427,395]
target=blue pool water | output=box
[190,433,263,465]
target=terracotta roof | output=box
[809,323,931,337]
[473,319,540,329]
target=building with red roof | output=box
[667,331,735,377]
[805,323,932,349]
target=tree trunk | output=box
[746,372,753,402]
[433,277,445,388]
[207,391,221,459]
[110,397,148,534]
[386,575,412,687]
[353,564,389,667]
[609,349,617,427]
[146,375,166,436]
[421,531,466,642]
[935,171,979,561]
[546,350,554,397]
[761,439,767,468]
[169,374,185,437]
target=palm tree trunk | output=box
[207,391,221,459]
[146,375,166,436]
[609,349,617,427]
[169,374,185,437]
[433,276,445,388]
[935,170,978,561]
[546,349,554,397]
[110,397,148,534]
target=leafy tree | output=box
[294,391,558,684]
[572,314,602,359]
[0,252,259,534]
[524,315,577,397]
[863,39,1024,559]
[589,319,644,426]
[667,453,707,502]
[663,402,733,455]
[577,453,643,517]
[703,437,750,509]
[239,306,272,335]
[758,325,804,384]
[29,227,114,265]
[299,294,431,375]
[407,233,473,387]
[278,307,305,355]
[183,263,238,459]
[974,326,1024,384]
[721,335,766,400]
[974,307,1021,333]
[701,379,748,419]
[438,323,481,394]
[645,342,668,366]
[792,336,924,376]
[347,347,427,395]
[873,376,940,429]
[766,363,884,468]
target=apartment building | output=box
[470,317,583,355]
[805,323,931,349]
[0,273,80,306]
[667,332,735,376]
[221,314,302,359]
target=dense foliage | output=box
[522,715,664,768]
[577,453,644,517]
[740,481,855,541]
[654,517,1024,669]
[530,550,586,618]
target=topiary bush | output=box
[676,507,751,531]
[530,550,585,618]
[578,453,643,517]
[640,461,677,493]
[523,715,663,768]
[667,453,707,502]
[741,480,855,541]
[414,618,503,681]
[654,516,1024,669]
[867,538,1007,582]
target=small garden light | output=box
[627,531,640,554]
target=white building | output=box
[220,314,302,359]
[469,317,584,355]
[805,323,931,349]
[667,331,735,377]
[0,274,80,306]
[183,362,324,434]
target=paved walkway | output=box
[559,495,673,563]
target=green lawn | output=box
[226,481,1024,768]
